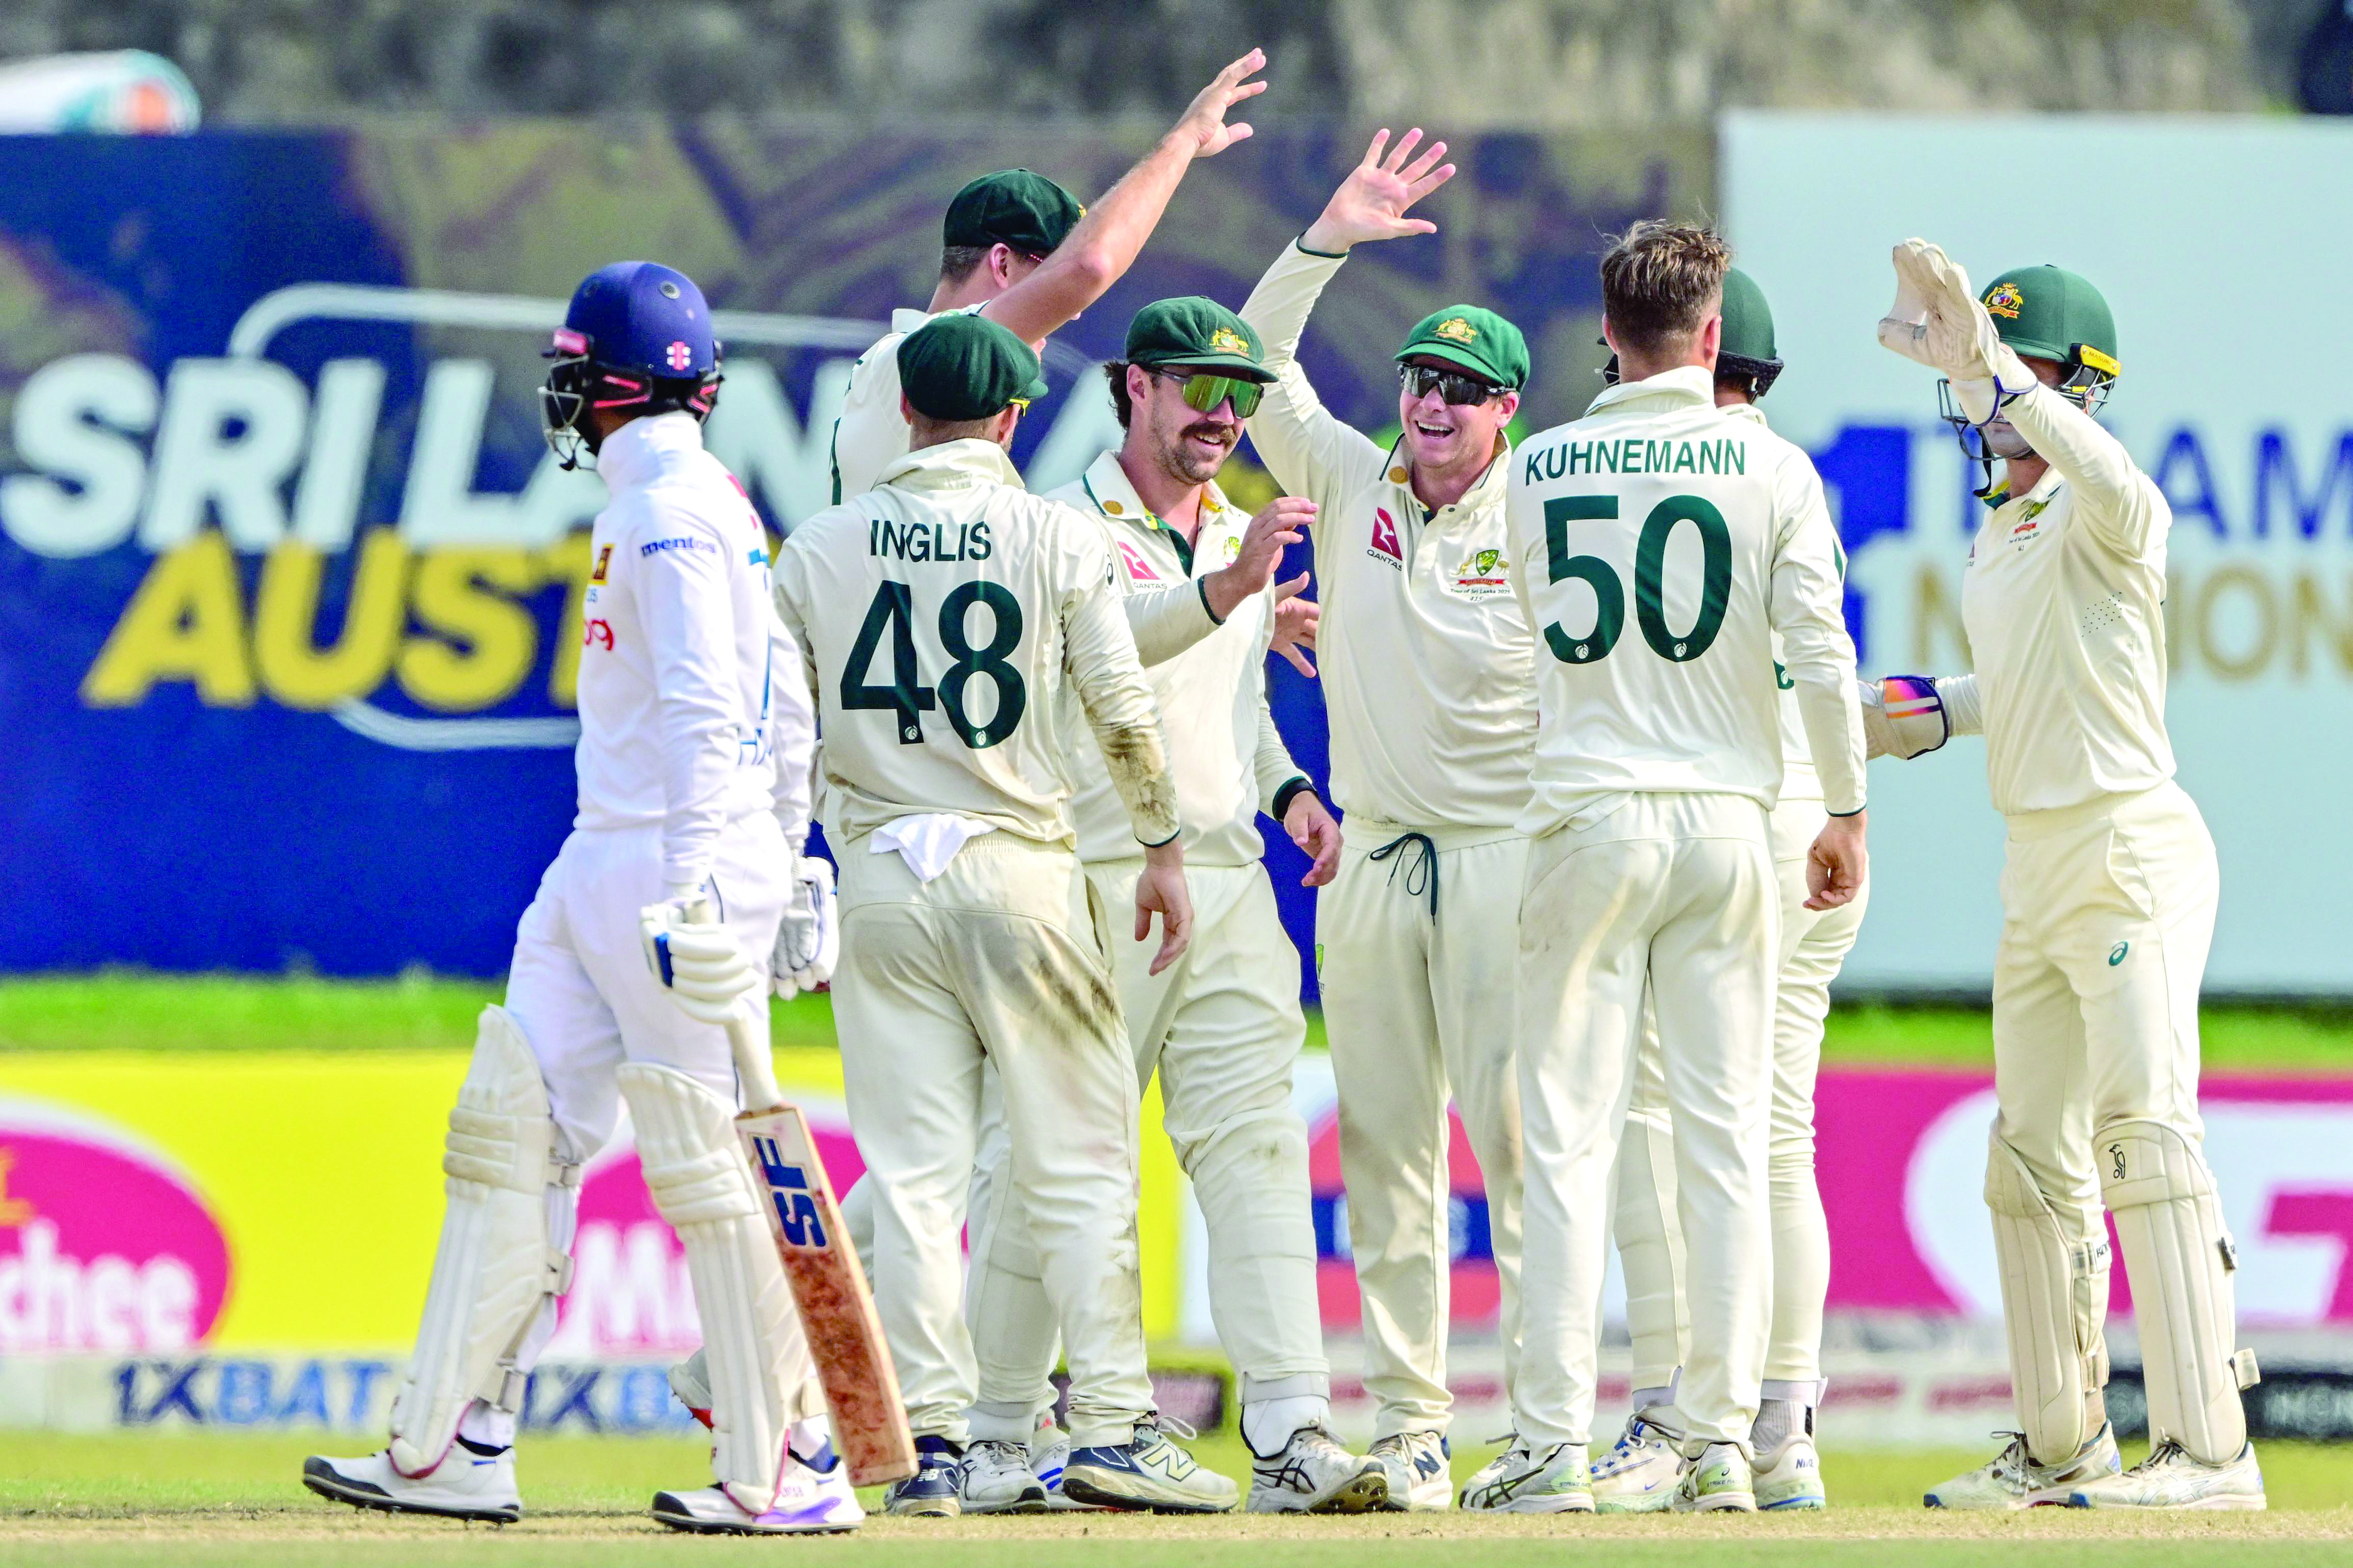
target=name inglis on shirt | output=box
[868,518,992,564]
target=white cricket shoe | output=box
[1589,1414,1683,1513]
[1028,1424,1109,1512]
[1459,1441,1594,1513]
[2067,1440,2265,1511]
[1923,1425,2121,1509]
[1367,1430,1453,1511]
[1061,1420,1238,1513]
[960,1437,1049,1514]
[650,1450,864,1535]
[1671,1442,1755,1512]
[302,1447,521,1524]
[1754,1435,1827,1511]
[1246,1424,1390,1513]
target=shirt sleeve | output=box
[1058,529,1182,847]
[1123,578,1223,666]
[765,595,820,856]
[1998,381,2168,562]
[828,332,908,505]
[1767,454,1868,816]
[1252,686,1308,818]
[629,502,749,888]
[1239,241,1390,509]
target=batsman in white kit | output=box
[1865,242,2263,1510]
[303,262,860,1534]
[774,311,1238,1516]
[1592,268,1867,1514]
[1475,223,1868,1514]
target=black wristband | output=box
[1829,806,1866,817]
[1197,576,1225,626]
[1271,777,1315,821]
[1295,235,1349,260]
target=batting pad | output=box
[389,1007,578,1475]
[1983,1130,2110,1464]
[617,1063,820,1513]
[2098,1119,2253,1463]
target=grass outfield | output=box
[4,1432,2352,1566]
[7,971,2353,1071]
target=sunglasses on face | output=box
[1154,367,1264,419]
[1398,363,1504,406]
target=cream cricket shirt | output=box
[1046,450,1309,867]
[1960,384,2177,817]
[1725,402,1831,806]
[774,438,1180,849]
[829,304,989,503]
[1505,367,1867,834]
[1239,242,1536,834]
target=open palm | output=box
[1304,128,1456,252]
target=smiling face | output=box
[1132,363,1248,487]
[1397,354,1518,476]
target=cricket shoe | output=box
[1671,1442,1755,1512]
[1923,1424,2120,1509]
[959,1437,1049,1514]
[1754,1436,1827,1510]
[883,1436,964,1517]
[1458,1441,1594,1513]
[302,1445,521,1524]
[2067,1440,2265,1511]
[650,1447,864,1535]
[1246,1424,1390,1513]
[668,1349,714,1428]
[1028,1424,1110,1511]
[1368,1430,1453,1511]
[1589,1413,1684,1513]
[1060,1419,1239,1513]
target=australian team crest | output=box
[1450,546,1509,601]
[1984,281,2024,319]
[1433,316,1478,344]
[1210,326,1252,355]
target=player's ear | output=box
[1600,314,1622,356]
[1699,312,1723,369]
[992,404,1021,449]
[989,242,1019,287]
[1495,389,1521,423]
[899,392,917,429]
[1126,362,1154,409]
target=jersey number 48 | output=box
[843,580,1028,749]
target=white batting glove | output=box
[639,891,758,1025]
[772,856,839,1000]
[1876,238,2034,421]
[1859,675,1950,760]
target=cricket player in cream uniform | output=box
[1474,223,1867,1516]
[828,49,1268,503]
[954,299,1385,1515]
[306,262,854,1536]
[775,312,1238,1517]
[1239,129,1534,1509]
[1866,243,2263,1511]
[1592,269,1866,1513]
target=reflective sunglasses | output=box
[1398,362,1504,406]
[1155,367,1264,419]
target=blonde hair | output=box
[1600,221,1732,359]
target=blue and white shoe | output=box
[1591,1413,1684,1513]
[650,1444,864,1536]
[883,1436,963,1517]
[1755,1435,1827,1510]
[1368,1430,1452,1510]
[1060,1419,1239,1513]
[960,1437,1048,1514]
[1028,1423,1110,1511]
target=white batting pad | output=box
[1983,1129,2110,1464]
[617,1062,818,1513]
[389,1006,577,1474]
[2099,1118,2252,1463]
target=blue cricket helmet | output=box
[541,260,724,469]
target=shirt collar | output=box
[1721,400,1768,429]
[596,410,704,491]
[1583,363,1716,419]
[876,437,1024,493]
[1076,447,1233,533]
[891,306,936,335]
[1389,435,1516,519]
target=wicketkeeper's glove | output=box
[1876,238,2035,424]
[772,856,839,1000]
[1860,675,1951,760]
[640,891,759,1025]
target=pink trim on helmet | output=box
[552,327,589,354]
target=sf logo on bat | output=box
[751,1136,829,1250]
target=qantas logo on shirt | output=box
[1117,540,1162,582]
[1368,507,1404,569]
[583,618,615,651]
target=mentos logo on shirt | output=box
[639,536,714,559]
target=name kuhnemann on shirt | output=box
[1522,434,1748,484]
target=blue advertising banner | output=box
[0,123,1700,988]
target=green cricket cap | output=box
[1979,264,2120,378]
[896,313,1050,421]
[1396,304,1529,390]
[1123,297,1274,382]
[943,169,1085,256]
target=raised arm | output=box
[982,50,1267,346]
[1997,383,2165,559]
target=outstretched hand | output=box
[1302,128,1456,254]
[1270,573,1318,677]
[1173,48,1268,158]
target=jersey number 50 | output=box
[1542,494,1731,665]
[843,580,1027,749]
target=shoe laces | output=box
[1141,1415,1198,1445]
[2127,1440,2189,1475]
[967,1438,1028,1466]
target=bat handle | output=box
[724,1001,786,1114]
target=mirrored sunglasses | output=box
[1398,362,1503,406]
[1156,368,1263,419]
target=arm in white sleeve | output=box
[1238,241,1389,506]
[1936,672,1983,736]
[634,511,745,889]
[1122,578,1223,666]
[1998,381,2165,561]
[1061,547,1182,847]
[765,608,819,855]
[1767,462,1868,815]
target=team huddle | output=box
[298,49,2266,1533]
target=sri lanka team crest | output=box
[1984,281,2024,318]
[1449,546,1510,602]
[1368,507,1404,568]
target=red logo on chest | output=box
[1368,507,1403,568]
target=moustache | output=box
[1181,420,1237,446]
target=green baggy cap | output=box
[897,313,1050,421]
[1123,297,1275,382]
[1396,304,1529,390]
[943,170,1085,256]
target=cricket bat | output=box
[720,1005,916,1489]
